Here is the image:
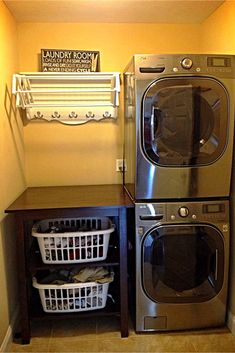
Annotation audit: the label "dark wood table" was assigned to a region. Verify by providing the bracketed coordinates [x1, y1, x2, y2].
[5, 184, 133, 344]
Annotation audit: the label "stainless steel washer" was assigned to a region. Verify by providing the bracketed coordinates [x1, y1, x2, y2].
[124, 54, 235, 200]
[134, 200, 229, 331]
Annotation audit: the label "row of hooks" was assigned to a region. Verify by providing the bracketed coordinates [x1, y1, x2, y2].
[33, 111, 113, 120]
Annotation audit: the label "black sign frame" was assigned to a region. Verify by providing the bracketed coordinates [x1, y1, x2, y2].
[41, 49, 100, 72]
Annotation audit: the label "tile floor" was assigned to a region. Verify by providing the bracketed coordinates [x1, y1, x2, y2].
[8, 316, 235, 352]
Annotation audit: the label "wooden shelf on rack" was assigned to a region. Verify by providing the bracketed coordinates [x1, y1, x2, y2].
[29, 246, 120, 273]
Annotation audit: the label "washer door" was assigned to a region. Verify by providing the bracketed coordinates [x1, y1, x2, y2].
[142, 224, 224, 303]
[142, 77, 228, 166]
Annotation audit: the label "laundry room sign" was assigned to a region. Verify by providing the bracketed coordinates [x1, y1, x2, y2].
[41, 49, 100, 72]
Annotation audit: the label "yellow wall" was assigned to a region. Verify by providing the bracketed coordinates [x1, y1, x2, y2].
[17, 22, 200, 186]
[0, 0, 25, 348]
[200, 1, 235, 54]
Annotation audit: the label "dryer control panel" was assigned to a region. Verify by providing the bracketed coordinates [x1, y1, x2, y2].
[133, 54, 235, 79]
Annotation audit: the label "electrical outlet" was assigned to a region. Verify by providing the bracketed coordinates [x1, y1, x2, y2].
[116, 159, 127, 172]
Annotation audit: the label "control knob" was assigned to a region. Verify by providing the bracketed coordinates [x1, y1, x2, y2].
[181, 57, 193, 69]
[178, 206, 189, 217]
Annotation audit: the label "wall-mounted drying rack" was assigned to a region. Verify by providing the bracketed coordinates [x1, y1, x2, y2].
[12, 72, 120, 125]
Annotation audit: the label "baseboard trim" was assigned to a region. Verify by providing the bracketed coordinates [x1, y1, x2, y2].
[0, 306, 19, 353]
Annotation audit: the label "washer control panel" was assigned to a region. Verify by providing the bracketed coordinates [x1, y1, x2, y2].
[136, 200, 229, 225]
[167, 201, 228, 222]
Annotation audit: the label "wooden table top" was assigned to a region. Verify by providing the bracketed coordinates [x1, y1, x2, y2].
[5, 184, 133, 213]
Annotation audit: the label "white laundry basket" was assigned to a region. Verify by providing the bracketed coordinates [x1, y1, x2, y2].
[32, 217, 115, 264]
[32, 277, 110, 313]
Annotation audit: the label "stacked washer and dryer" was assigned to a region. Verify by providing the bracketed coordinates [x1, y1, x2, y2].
[123, 54, 235, 332]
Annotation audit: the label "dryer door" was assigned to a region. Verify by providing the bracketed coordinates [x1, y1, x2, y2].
[142, 77, 228, 166]
[142, 224, 224, 303]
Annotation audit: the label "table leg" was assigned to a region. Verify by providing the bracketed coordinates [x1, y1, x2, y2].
[118, 207, 129, 337]
[15, 214, 31, 344]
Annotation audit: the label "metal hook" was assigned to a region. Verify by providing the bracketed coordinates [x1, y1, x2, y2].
[103, 111, 112, 118]
[69, 112, 78, 118]
[51, 111, 61, 119]
[34, 111, 43, 119]
[86, 111, 95, 119]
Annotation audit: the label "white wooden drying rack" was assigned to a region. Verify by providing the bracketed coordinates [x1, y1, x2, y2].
[12, 72, 120, 125]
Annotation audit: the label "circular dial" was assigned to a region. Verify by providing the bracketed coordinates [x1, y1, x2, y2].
[178, 206, 189, 217]
[181, 57, 193, 69]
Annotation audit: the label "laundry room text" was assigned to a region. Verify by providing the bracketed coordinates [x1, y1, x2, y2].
[41, 49, 100, 72]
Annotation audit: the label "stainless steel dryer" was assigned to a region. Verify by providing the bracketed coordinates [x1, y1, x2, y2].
[134, 200, 229, 331]
[123, 54, 235, 200]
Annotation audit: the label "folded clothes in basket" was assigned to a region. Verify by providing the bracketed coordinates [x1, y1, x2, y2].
[72, 266, 114, 284]
[37, 267, 114, 285]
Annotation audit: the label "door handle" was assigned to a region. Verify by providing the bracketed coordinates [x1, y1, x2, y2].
[150, 107, 155, 143]
[150, 107, 160, 143]
[215, 249, 218, 281]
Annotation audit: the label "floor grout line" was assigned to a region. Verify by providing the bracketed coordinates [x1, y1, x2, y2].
[47, 322, 54, 353]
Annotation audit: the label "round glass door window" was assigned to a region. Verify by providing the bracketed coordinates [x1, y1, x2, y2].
[142, 224, 224, 303]
[142, 77, 229, 166]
